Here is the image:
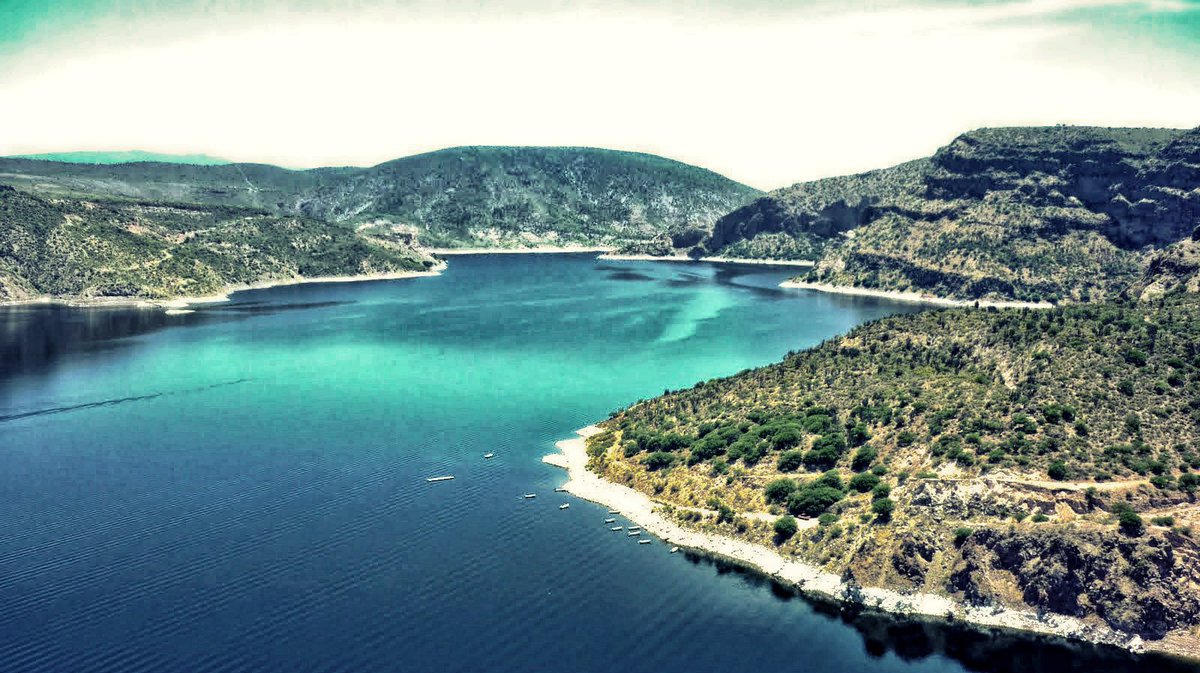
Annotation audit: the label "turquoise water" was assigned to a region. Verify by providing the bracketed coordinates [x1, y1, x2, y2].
[0, 254, 1190, 673]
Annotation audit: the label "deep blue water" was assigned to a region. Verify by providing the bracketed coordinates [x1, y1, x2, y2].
[0, 254, 1192, 673]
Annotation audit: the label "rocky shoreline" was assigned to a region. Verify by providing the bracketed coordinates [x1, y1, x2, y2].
[543, 426, 1162, 657]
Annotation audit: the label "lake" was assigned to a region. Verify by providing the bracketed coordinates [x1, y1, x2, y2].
[0, 253, 1191, 673]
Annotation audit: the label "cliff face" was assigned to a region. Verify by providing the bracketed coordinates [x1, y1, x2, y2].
[698, 126, 1199, 302]
[0, 147, 760, 249]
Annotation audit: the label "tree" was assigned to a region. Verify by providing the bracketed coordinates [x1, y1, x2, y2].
[851, 446, 878, 472]
[773, 515, 798, 543]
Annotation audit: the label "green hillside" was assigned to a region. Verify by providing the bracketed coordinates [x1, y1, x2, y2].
[0, 147, 761, 249]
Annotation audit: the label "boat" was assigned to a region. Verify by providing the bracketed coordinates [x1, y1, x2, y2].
[426, 476, 455, 483]
[670, 547, 680, 553]
[627, 526, 641, 532]
[627, 531, 640, 537]
[559, 503, 570, 510]
[610, 526, 623, 531]
[638, 539, 652, 545]
[607, 510, 619, 514]
[523, 493, 537, 499]
[554, 487, 567, 492]
[603, 518, 615, 524]
[483, 453, 495, 459]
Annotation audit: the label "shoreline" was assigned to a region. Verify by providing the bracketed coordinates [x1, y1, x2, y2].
[0, 263, 447, 311]
[543, 425, 1151, 656]
[599, 253, 816, 267]
[429, 245, 614, 255]
[779, 280, 1055, 309]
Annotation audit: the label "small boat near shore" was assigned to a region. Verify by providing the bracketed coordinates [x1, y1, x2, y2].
[559, 503, 570, 510]
[554, 487, 567, 492]
[627, 526, 641, 532]
[638, 539, 651, 544]
[670, 547, 679, 553]
[483, 453, 495, 459]
[607, 510, 619, 514]
[603, 518, 615, 524]
[523, 493, 537, 499]
[627, 531, 640, 537]
[426, 476, 455, 483]
[610, 526, 623, 531]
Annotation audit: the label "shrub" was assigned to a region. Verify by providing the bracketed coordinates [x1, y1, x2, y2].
[787, 485, 844, 517]
[1032, 513, 1050, 523]
[764, 478, 798, 504]
[953, 527, 973, 546]
[773, 515, 798, 543]
[871, 482, 892, 500]
[1151, 516, 1176, 527]
[817, 512, 838, 526]
[897, 430, 917, 446]
[776, 450, 805, 472]
[643, 452, 677, 471]
[1113, 503, 1145, 537]
[851, 446, 878, 471]
[849, 472, 881, 493]
[871, 498, 895, 521]
[1047, 460, 1069, 481]
[848, 423, 871, 447]
[816, 470, 844, 491]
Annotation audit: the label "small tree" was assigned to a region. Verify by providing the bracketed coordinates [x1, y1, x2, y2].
[1113, 502, 1144, 537]
[1047, 460, 1069, 481]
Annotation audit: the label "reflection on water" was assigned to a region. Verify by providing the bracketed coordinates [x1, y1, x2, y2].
[680, 552, 1197, 673]
[0, 300, 351, 382]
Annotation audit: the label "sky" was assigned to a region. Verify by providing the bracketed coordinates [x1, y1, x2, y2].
[0, 0, 1198, 189]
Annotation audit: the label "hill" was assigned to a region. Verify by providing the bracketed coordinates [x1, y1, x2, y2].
[0, 186, 434, 302]
[7, 151, 231, 166]
[653, 126, 1199, 303]
[584, 279, 1200, 648]
[0, 147, 760, 249]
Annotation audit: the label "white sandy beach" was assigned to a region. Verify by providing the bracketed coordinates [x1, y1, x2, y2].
[0, 263, 447, 310]
[779, 280, 1055, 309]
[599, 253, 816, 267]
[544, 426, 1146, 653]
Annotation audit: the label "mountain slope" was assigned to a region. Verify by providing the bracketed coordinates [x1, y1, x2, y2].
[679, 126, 1199, 303]
[0, 147, 761, 248]
[587, 280, 1200, 646]
[0, 186, 434, 302]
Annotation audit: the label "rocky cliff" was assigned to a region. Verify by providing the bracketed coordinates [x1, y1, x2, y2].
[694, 126, 1199, 302]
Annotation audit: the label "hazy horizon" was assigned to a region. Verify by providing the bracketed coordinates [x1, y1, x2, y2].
[2, 0, 1198, 190]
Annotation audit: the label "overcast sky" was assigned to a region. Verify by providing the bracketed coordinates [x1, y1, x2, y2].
[1, 0, 1197, 189]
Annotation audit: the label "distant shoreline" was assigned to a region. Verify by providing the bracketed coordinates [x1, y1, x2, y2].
[599, 253, 816, 267]
[779, 280, 1055, 309]
[544, 426, 1151, 656]
[429, 245, 615, 255]
[0, 263, 447, 311]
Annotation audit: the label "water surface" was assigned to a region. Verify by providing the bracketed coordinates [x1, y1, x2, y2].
[0, 254, 1191, 673]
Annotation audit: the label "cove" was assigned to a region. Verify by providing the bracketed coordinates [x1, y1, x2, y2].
[0, 253, 1191, 673]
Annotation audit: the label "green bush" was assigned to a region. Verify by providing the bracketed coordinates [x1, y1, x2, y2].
[871, 498, 895, 521]
[787, 485, 844, 517]
[776, 450, 805, 472]
[849, 472, 880, 493]
[1047, 460, 1069, 481]
[953, 527, 973, 546]
[1151, 515, 1176, 527]
[773, 515, 798, 542]
[764, 478, 798, 504]
[1113, 503, 1145, 536]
